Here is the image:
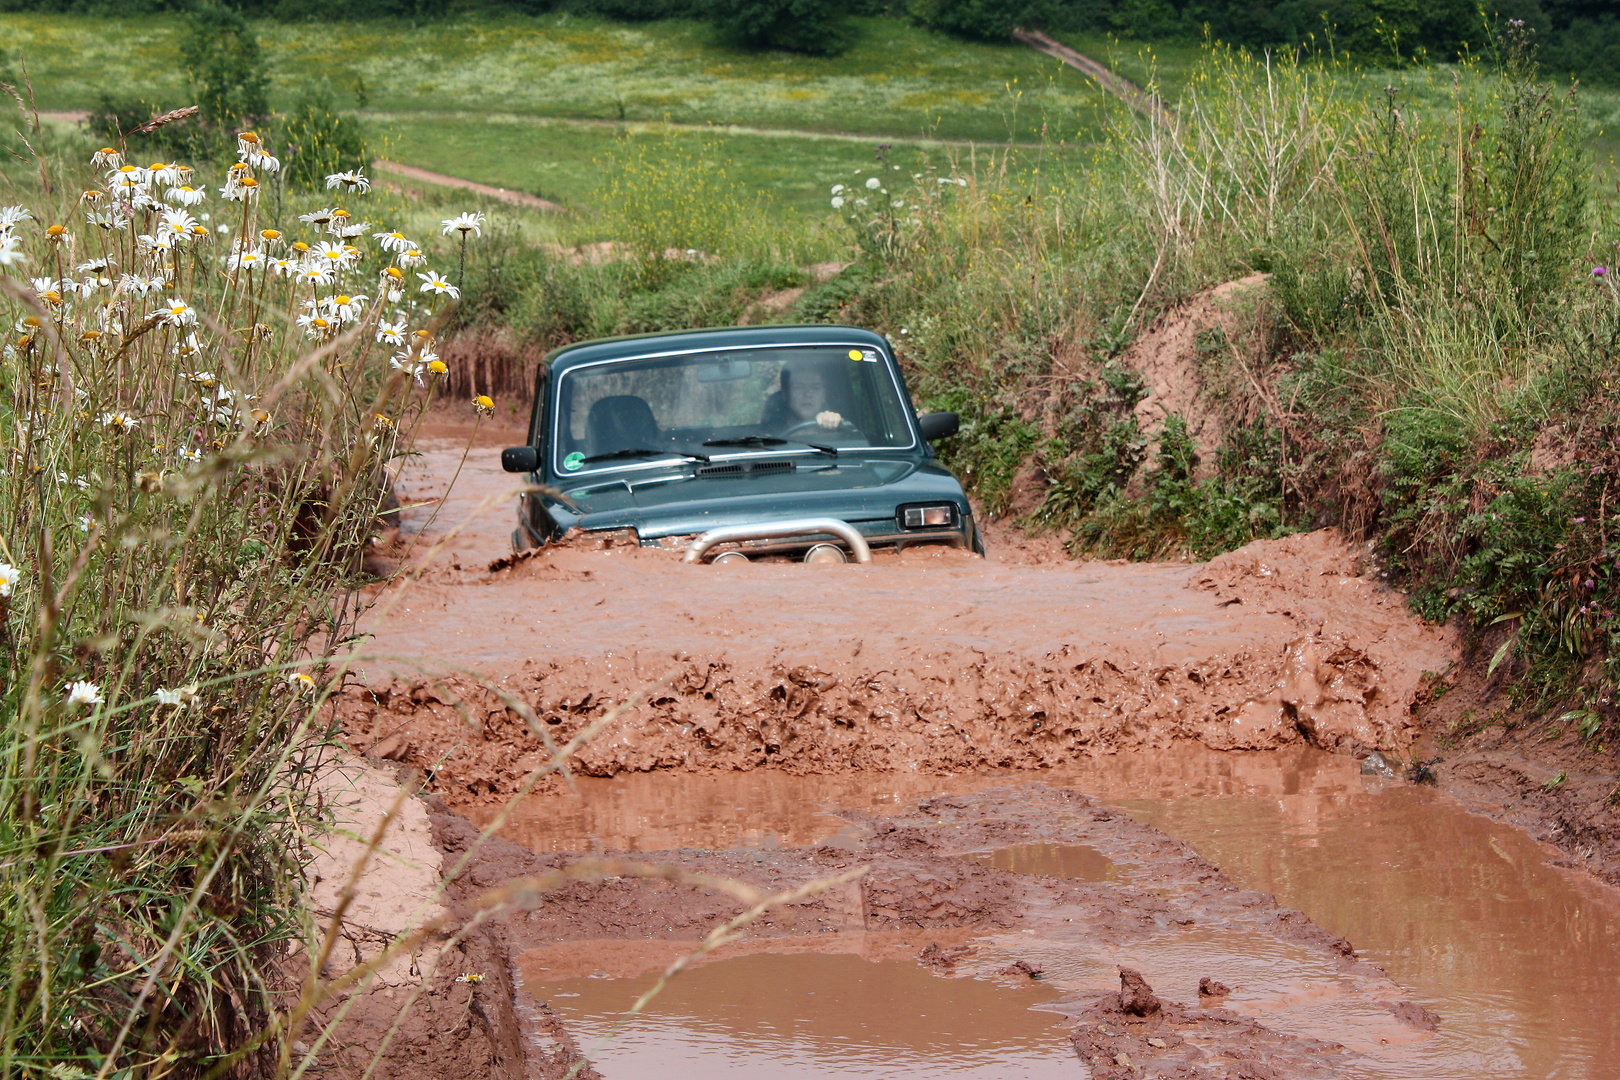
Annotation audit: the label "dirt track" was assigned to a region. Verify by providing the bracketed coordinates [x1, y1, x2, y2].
[307, 421, 1615, 1079]
[341, 431, 1453, 804]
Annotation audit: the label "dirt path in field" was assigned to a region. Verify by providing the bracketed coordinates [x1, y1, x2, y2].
[371, 159, 567, 212]
[1010, 28, 1173, 123]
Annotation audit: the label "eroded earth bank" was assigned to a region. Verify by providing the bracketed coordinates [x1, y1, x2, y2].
[305, 424, 1620, 1079]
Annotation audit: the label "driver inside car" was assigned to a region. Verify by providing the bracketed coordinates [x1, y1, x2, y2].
[761, 359, 846, 435]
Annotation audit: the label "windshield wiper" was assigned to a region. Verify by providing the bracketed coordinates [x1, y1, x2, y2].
[702, 436, 786, 448]
[703, 435, 837, 456]
[580, 447, 710, 464]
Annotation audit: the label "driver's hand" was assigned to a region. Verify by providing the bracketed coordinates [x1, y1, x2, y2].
[816, 410, 842, 430]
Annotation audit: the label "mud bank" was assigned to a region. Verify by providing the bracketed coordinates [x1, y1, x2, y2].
[344, 514, 1452, 803]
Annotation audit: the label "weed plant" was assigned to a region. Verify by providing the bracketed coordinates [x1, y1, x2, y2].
[0, 111, 477, 1075]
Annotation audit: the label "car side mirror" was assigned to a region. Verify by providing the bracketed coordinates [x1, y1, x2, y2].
[917, 412, 959, 442]
[501, 446, 539, 473]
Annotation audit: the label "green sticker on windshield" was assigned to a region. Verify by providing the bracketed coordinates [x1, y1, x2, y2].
[563, 451, 585, 471]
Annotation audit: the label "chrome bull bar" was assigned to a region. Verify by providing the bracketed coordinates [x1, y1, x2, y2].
[682, 518, 874, 564]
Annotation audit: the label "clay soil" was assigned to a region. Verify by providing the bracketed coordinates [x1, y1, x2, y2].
[302, 418, 1616, 1079]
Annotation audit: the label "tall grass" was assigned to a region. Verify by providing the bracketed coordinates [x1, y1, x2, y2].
[0, 114, 463, 1076]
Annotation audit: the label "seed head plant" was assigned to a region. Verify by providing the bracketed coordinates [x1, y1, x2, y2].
[0, 114, 473, 1077]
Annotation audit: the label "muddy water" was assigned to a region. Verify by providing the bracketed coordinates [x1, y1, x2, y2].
[546, 952, 1075, 1079]
[1121, 776, 1620, 1079]
[495, 744, 1620, 1079]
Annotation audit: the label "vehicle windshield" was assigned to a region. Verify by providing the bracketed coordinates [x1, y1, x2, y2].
[553, 345, 915, 474]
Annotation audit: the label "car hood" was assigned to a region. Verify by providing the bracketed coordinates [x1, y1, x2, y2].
[552, 458, 965, 539]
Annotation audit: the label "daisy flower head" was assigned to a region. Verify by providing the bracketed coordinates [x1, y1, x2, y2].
[44, 224, 68, 246]
[297, 264, 335, 288]
[177, 446, 204, 466]
[154, 685, 197, 707]
[272, 257, 298, 278]
[91, 147, 122, 168]
[326, 169, 371, 194]
[474, 394, 495, 415]
[417, 272, 460, 298]
[321, 293, 368, 322]
[441, 211, 485, 238]
[0, 235, 25, 269]
[288, 672, 317, 693]
[0, 205, 33, 234]
[374, 229, 413, 253]
[376, 318, 407, 346]
[148, 162, 183, 187]
[220, 176, 259, 202]
[237, 131, 262, 154]
[101, 410, 138, 433]
[427, 358, 448, 376]
[160, 208, 198, 239]
[299, 208, 336, 228]
[66, 680, 103, 708]
[228, 247, 266, 273]
[162, 299, 197, 326]
[0, 562, 19, 598]
[297, 311, 335, 339]
[389, 353, 426, 384]
[312, 240, 358, 270]
[76, 257, 113, 275]
[333, 218, 370, 239]
[398, 247, 426, 269]
[165, 185, 206, 207]
[86, 208, 129, 232]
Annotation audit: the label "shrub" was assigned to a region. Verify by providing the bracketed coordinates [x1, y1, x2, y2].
[703, 0, 857, 55]
[277, 80, 368, 192]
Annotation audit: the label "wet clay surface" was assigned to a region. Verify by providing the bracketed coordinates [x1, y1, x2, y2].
[345, 428, 1453, 803]
[331, 422, 1617, 1080]
[455, 744, 1620, 1078]
[428, 776, 1453, 1079]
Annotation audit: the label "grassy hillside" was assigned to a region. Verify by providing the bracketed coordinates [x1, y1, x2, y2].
[1, 13, 1110, 141]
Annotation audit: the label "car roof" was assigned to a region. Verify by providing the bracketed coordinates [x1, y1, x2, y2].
[542, 325, 890, 374]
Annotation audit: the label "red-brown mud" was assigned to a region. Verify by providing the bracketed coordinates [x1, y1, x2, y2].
[426, 781, 1439, 1076]
[342, 432, 1453, 802]
[312, 423, 1617, 1080]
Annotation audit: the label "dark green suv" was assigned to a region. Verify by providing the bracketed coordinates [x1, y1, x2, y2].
[500, 325, 981, 563]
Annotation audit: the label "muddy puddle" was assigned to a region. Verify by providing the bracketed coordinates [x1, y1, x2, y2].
[484, 743, 1620, 1079]
[543, 951, 1074, 1079]
[361, 425, 1617, 1080]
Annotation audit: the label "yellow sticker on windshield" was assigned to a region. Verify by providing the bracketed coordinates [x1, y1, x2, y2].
[848, 349, 862, 361]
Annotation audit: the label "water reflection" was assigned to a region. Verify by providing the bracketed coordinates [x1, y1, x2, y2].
[546, 952, 1074, 1080]
[1120, 782, 1620, 1079]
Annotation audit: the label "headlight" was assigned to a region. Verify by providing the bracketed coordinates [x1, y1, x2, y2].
[899, 503, 956, 529]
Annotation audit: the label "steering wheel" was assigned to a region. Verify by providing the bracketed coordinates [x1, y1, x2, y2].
[783, 418, 862, 439]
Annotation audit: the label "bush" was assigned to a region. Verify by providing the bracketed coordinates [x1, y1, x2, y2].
[181, 2, 270, 133]
[277, 80, 368, 191]
[703, 0, 857, 54]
